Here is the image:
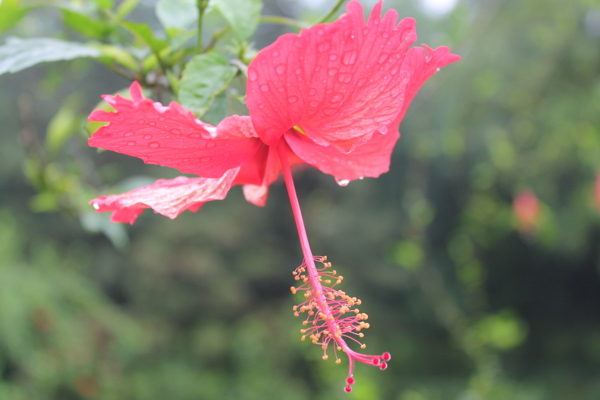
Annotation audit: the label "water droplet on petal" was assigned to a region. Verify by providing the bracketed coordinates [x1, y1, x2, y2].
[309, 88, 317, 95]
[137, 119, 145, 124]
[189, 133, 201, 139]
[275, 65, 286, 75]
[338, 73, 353, 83]
[342, 51, 357, 65]
[317, 42, 331, 52]
[357, 78, 367, 87]
[143, 134, 152, 139]
[148, 121, 156, 126]
[272, 50, 279, 57]
[248, 69, 258, 81]
[183, 158, 190, 162]
[200, 157, 212, 162]
[378, 53, 390, 64]
[206, 142, 216, 148]
[295, 68, 302, 75]
[149, 142, 159, 148]
[359, 176, 364, 180]
[336, 179, 350, 187]
[330, 93, 344, 103]
[328, 68, 338, 77]
[127, 141, 136, 146]
[260, 84, 270, 92]
[323, 108, 338, 116]
[378, 126, 388, 135]
[309, 100, 319, 107]
[171, 129, 181, 135]
[288, 96, 298, 103]
[436, 68, 441, 72]
[158, 116, 165, 121]
[124, 132, 134, 137]
[329, 54, 338, 61]
[92, 203, 100, 210]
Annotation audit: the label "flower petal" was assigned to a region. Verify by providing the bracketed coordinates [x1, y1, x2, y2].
[90, 168, 239, 224]
[247, 1, 422, 153]
[285, 128, 399, 182]
[393, 44, 461, 125]
[89, 82, 260, 178]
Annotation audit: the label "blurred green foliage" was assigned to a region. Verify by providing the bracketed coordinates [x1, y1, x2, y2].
[1, 0, 600, 399]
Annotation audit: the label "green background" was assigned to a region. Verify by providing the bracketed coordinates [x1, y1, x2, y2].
[1, 0, 599, 399]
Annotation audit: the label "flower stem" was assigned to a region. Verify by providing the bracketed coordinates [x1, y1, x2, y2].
[196, 0, 209, 54]
[315, 0, 346, 25]
[276, 141, 350, 351]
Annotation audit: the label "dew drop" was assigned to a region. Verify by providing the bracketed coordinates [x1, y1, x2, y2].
[295, 68, 302, 75]
[338, 73, 353, 83]
[260, 84, 270, 92]
[317, 42, 331, 52]
[278, 87, 285, 93]
[206, 142, 216, 148]
[92, 203, 100, 210]
[137, 119, 145, 124]
[288, 96, 298, 103]
[143, 134, 152, 139]
[171, 129, 181, 135]
[158, 116, 165, 121]
[436, 68, 441, 72]
[183, 158, 190, 162]
[148, 121, 156, 126]
[275, 65, 286, 75]
[391, 66, 399, 75]
[323, 108, 338, 116]
[272, 50, 279, 57]
[127, 141, 136, 146]
[309, 88, 317, 95]
[357, 78, 367, 87]
[124, 132, 135, 137]
[248, 69, 258, 81]
[330, 93, 344, 103]
[189, 133, 201, 139]
[149, 142, 160, 148]
[309, 100, 319, 107]
[336, 179, 350, 187]
[329, 54, 338, 61]
[342, 51, 357, 65]
[200, 157, 212, 162]
[378, 53, 389, 64]
[328, 68, 338, 77]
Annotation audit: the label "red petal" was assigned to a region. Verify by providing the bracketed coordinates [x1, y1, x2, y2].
[393, 44, 461, 126]
[285, 129, 400, 182]
[241, 141, 304, 207]
[90, 168, 239, 224]
[88, 82, 260, 178]
[247, 1, 422, 153]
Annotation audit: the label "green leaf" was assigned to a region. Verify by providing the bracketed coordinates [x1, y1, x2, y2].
[115, 0, 139, 18]
[93, 0, 113, 9]
[156, 0, 197, 30]
[179, 52, 236, 116]
[215, 0, 262, 41]
[46, 94, 83, 154]
[62, 9, 110, 40]
[121, 21, 169, 53]
[0, 0, 30, 35]
[96, 44, 138, 71]
[0, 37, 102, 76]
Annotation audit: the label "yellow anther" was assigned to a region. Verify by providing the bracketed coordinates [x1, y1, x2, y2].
[322, 345, 327, 350]
[302, 321, 308, 326]
[359, 333, 364, 338]
[322, 355, 328, 360]
[294, 276, 300, 281]
[361, 344, 366, 349]
[301, 336, 306, 341]
[332, 270, 337, 275]
[290, 287, 297, 294]
[293, 125, 309, 136]
[308, 311, 314, 316]
[294, 312, 299, 317]
[300, 329, 306, 334]
[336, 359, 341, 364]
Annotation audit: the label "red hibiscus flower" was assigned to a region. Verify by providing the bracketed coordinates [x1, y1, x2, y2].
[88, 1, 459, 391]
